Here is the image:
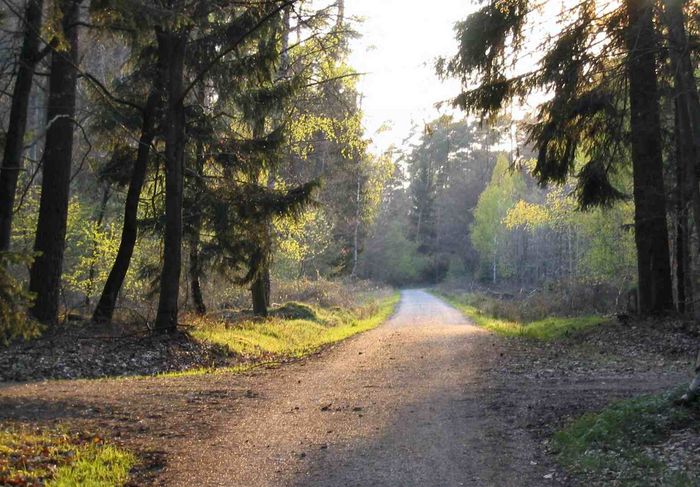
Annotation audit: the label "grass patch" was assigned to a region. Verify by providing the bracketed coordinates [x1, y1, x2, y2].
[190, 292, 400, 361]
[553, 389, 700, 486]
[435, 291, 604, 340]
[0, 427, 135, 486]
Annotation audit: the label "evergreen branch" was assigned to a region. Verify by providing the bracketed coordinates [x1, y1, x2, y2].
[180, 0, 300, 103]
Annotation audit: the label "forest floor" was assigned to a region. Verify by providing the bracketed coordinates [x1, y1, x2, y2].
[0, 289, 697, 485]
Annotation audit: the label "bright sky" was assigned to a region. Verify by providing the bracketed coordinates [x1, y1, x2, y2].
[345, 1, 475, 154]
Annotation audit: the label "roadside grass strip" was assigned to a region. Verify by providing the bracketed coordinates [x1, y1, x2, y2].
[191, 292, 400, 362]
[436, 291, 603, 340]
[0, 427, 135, 486]
[553, 389, 700, 486]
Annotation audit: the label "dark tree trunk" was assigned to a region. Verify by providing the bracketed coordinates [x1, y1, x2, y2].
[624, 0, 674, 314]
[0, 0, 44, 251]
[251, 268, 269, 317]
[663, 0, 700, 400]
[28, 0, 80, 324]
[663, 0, 700, 166]
[189, 234, 206, 315]
[676, 180, 692, 314]
[154, 28, 187, 333]
[250, 116, 271, 317]
[92, 90, 160, 323]
[189, 140, 206, 316]
[664, 0, 700, 316]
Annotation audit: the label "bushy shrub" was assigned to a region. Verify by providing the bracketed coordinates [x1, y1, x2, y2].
[0, 252, 41, 344]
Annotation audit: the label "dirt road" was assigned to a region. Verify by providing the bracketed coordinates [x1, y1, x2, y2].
[2, 290, 684, 486]
[164, 290, 551, 486]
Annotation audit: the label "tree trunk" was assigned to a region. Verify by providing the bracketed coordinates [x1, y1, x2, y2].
[675, 158, 689, 314]
[663, 0, 700, 166]
[664, 0, 700, 317]
[189, 235, 206, 315]
[624, 0, 674, 314]
[674, 97, 695, 314]
[249, 115, 272, 317]
[92, 89, 160, 323]
[351, 168, 361, 277]
[28, 0, 80, 324]
[663, 0, 700, 397]
[189, 141, 206, 316]
[154, 28, 187, 333]
[0, 0, 44, 251]
[251, 267, 270, 317]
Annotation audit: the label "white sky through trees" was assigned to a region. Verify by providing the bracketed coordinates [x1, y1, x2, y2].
[345, 0, 474, 153]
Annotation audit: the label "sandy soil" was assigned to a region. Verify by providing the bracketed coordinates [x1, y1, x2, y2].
[0, 290, 688, 486]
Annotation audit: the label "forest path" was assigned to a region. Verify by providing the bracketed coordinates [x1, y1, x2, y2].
[1, 290, 685, 485]
[164, 289, 551, 486]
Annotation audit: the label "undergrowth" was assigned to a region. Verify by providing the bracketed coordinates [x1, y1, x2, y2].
[553, 389, 700, 486]
[0, 427, 135, 486]
[189, 292, 399, 362]
[436, 291, 604, 340]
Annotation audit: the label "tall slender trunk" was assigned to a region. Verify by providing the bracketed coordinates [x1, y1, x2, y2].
[624, 0, 674, 314]
[154, 28, 188, 333]
[189, 232, 206, 315]
[663, 0, 700, 401]
[189, 140, 206, 316]
[674, 96, 695, 314]
[0, 0, 44, 251]
[674, 134, 690, 314]
[664, 0, 700, 315]
[92, 89, 160, 323]
[351, 168, 361, 277]
[663, 0, 700, 165]
[492, 235, 497, 284]
[250, 129, 271, 317]
[28, 0, 80, 324]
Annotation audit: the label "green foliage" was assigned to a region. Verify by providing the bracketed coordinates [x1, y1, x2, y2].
[359, 219, 435, 285]
[0, 427, 135, 486]
[470, 154, 524, 281]
[553, 389, 700, 486]
[273, 207, 333, 279]
[503, 184, 636, 289]
[0, 252, 40, 345]
[63, 197, 120, 300]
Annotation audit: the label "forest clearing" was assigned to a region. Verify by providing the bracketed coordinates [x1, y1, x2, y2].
[0, 0, 699, 485]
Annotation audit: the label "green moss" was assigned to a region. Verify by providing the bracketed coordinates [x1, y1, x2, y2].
[435, 291, 604, 340]
[553, 389, 700, 486]
[0, 428, 135, 486]
[191, 293, 400, 361]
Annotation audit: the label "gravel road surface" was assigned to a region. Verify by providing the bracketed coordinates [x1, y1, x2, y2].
[164, 290, 549, 486]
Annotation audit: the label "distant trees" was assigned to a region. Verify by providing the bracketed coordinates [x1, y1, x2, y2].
[471, 155, 524, 284]
[440, 0, 699, 315]
[359, 117, 498, 284]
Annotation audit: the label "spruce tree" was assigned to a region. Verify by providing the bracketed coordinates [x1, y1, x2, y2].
[441, 0, 678, 314]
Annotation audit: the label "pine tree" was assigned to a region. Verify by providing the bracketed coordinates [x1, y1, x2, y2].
[441, 0, 677, 314]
